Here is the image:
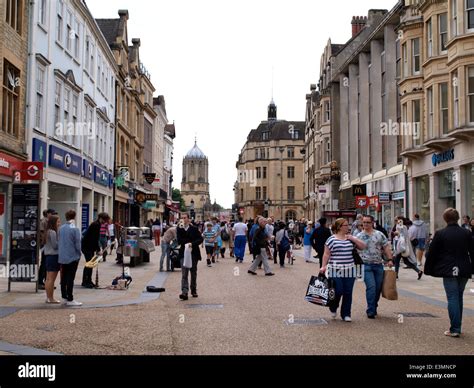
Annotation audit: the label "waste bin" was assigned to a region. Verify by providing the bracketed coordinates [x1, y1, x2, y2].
[138, 227, 155, 263]
[122, 227, 140, 258]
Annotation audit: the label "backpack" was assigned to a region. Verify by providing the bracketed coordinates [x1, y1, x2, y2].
[221, 228, 230, 241]
[280, 232, 290, 251]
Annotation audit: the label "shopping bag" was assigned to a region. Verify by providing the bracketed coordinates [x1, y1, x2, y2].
[183, 244, 192, 269]
[382, 268, 398, 300]
[305, 274, 330, 306]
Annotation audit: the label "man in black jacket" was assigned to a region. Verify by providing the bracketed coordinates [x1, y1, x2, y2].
[81, 212, 109, 288]
[425, 208, 474, 338]
[177, 213, 203, 300]
[311, 218, 332, 267]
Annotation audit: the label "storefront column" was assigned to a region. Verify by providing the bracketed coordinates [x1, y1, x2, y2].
[455, 166, 467, 218]
[429, 173, 437, 234]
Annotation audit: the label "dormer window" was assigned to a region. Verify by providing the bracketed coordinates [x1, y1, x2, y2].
[262, 131, 270, 141]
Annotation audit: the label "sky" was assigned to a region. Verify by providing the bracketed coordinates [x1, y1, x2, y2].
[88, 0, 397, 208]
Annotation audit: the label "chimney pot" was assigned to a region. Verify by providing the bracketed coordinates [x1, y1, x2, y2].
[118, 9, 129, 20]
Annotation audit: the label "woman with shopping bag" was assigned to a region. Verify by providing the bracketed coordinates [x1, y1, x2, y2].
[320, 218, 366, 322]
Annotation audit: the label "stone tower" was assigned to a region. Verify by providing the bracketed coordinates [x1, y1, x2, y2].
[181, 140, 210, 220]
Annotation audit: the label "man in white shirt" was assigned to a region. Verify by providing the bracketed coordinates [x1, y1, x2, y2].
[232, 217, 248, 263]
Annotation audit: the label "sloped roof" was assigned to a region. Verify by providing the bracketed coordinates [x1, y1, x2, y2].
[185, 142, 206, 159]
[247, 120, 305, 142]
[95, 19, 120, 45]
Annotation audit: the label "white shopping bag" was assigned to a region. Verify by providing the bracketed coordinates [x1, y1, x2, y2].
[183, 244, 192, 268]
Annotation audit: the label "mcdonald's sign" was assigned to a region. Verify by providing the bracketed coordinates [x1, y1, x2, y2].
[352, 185, 367, 196]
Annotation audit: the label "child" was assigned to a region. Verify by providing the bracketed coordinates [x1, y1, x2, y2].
[202, 223, 216, 267]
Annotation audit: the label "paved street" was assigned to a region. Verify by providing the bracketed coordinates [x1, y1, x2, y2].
[0, 247, 472, 355]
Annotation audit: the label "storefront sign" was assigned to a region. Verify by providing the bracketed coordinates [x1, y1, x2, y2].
[18, 162, 43, 182]
[432, 149, 454, 167]
[94, 166, 109, 187]
[32, 138, 47, 164]
[356, 196, 368, 209]
[115, 175, 125, 188]
[49, 145, 81, 175]
[323, 211, 357, 218]
[81, 204, 89, 234]
[82, 160, 93, 180]
[378, 192, 391, 204]
[368, 196, 379, 207]
[0, 152, 23, 177]
[9, 184, 40, 284]
[135, 193, 158, 203]
[391, 191, 405, 201]
[352, 185, 367, 196]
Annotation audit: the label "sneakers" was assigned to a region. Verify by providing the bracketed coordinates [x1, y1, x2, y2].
[66, 300, 83, 306]
[444, 331, 460, 338]
[343, 316, 352, 322]
[179, 293, 188, 301]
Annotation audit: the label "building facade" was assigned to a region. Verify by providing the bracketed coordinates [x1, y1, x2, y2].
[399, 0, 474, 233]
[25, 0, 116, 229]
[0, 0, 29, 263]
[236, 102, 305, 222]
[181, 141, 210, 221]
[330, 6, 406, 230]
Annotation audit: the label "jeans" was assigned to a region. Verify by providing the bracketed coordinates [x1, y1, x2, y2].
[61, 260, 79, 301]
[181, 258, 198, 294]
[160, 242, 170, 271]
[364, 263, 384, 316]
[328, 276, 356, 319]
[443, 277, 469, 334]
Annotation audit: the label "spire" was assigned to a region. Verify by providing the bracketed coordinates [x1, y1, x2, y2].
[268, 66, 277, 121]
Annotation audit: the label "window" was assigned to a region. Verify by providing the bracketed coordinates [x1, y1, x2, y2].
[396, 39, 401, 79]
[452, 0, 458, 37]
[89, 42, 95, 76]
[427, 87, 434, 138]
[2, 61, 20, 136]
[74, 20, 80, 59]
[439, 13, 448, 53]
[72, 94, 79, 146]
[262, 186, 267, 200]
[97, 56, 101, 90]
[291, 129, 300, 140]
[256, 187, 261, 200]
[125, 141, 130, 173]
[402, 103, 408, 149]
[6, 0, 22, 33]
[412, 38, 420, 74]
[402, 43, 408, 77]
[325, 140, 331, 164]
[66, 10, 72, 51]
[54, 80, 61, 136]
[427, 19, 433, 58]
[56, 0, 63, 44]
[287, 147, 294, 159]
[440, 83, 448, 134]
[287, 186, 295, 201]
[468, 67, 474, 123]
[468, 0, 474, 30]
[287, 166, 295, 179]
[35, 65, 45, 131]
[453, 71, 459, 128]
[256, 167, 261, 179]
[413, 99, 421, 146]
[38, 0, 47, 25]
[262, 131, 270, 141]
[85, 36, 90, 71]
[64, 87, 71, 143]
[324, 101, 330, 122]
[240, 189, 244, 202]
[263, 167, 267, 179]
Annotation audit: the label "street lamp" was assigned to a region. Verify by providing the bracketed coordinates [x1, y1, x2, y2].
[279, 147, 285, 221]
[190, 199, 195, 221]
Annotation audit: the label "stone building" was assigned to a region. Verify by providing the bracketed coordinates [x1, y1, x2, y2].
[235, 102, 305, 222]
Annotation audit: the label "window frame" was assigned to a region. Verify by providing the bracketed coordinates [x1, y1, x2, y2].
[34, 64, 46, 132]
[468, 67, 474, 124]
[439, 82, 449, 134]
[427, 86, 434, 139]
[467, 0, 474, 32]
[56, 0, 64, 46]
[439, 13, 448, 54]
[2, 60, 21, 137]
[412, 38, 421, 75]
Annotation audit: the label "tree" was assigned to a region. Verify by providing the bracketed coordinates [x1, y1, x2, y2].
[172, 188, 187, 212]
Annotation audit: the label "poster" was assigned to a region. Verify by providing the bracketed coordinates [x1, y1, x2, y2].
[9, 184, 40, 283]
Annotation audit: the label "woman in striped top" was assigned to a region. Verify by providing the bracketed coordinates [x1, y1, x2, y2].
[320, 218, 366, 322]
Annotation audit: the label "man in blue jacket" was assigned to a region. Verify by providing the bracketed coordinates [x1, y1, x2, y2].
[58, 210, 83, 306]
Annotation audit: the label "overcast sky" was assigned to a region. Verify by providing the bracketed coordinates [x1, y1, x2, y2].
[88, 0, 396, 208]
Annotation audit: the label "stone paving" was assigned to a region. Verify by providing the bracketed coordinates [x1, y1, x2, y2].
[0, 245, 472, 355]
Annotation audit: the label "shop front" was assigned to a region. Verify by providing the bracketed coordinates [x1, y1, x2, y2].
[409, 141, 474, 233]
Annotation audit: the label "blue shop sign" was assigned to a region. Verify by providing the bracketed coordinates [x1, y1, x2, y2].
[432, 149, 454, 167]
[49, 145, 81, 175]
[94, 166, 109, 187]
[82, 160, 93, 180]
[32, 138, 47, 164]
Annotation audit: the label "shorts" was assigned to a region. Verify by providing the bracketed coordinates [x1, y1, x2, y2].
[415, 238, 426, 250]
[205, 246, 214, 255]
[45, 255, 60, 272]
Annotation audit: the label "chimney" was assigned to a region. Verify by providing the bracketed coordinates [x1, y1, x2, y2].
[132, 38, 141, 47]
[118, 9, 129, 21]
[351, 16, 368, 37]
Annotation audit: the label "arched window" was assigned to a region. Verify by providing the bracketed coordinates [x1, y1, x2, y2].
[286, 210, 297, 223]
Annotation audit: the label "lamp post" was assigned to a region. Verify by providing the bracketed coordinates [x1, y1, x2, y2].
[190, 199, 195, 221]
[279, 147, 285, 221]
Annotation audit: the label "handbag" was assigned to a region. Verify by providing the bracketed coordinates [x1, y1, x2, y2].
[352, 243, 364, 266]
[305, 274, 331, 306]
[183, 244, 192, 268]
[382, 269, 398, 300]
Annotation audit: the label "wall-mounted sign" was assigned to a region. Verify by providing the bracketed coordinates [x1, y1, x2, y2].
[118, 166, 129, 180]
[352, 185, 367, 196]
[391, 191, 405, 201]
[378, 192, 391, 204]
[356, 196, 368, 209]
[94, 166, 109, 187]
[432, 149, 454, 167]
[135, 193, 158, 203]
[143, 173, 156, 185]
[82, 160, 93, 180]
[49, 145, 81, 175]
[32, 138, 47, 164]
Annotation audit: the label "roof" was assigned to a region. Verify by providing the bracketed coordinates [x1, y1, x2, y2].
[95, 19, 120, 46]
[185, 142, 206, 159]
[164, 123, 175, 139]
[246, 120, 305, 142]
